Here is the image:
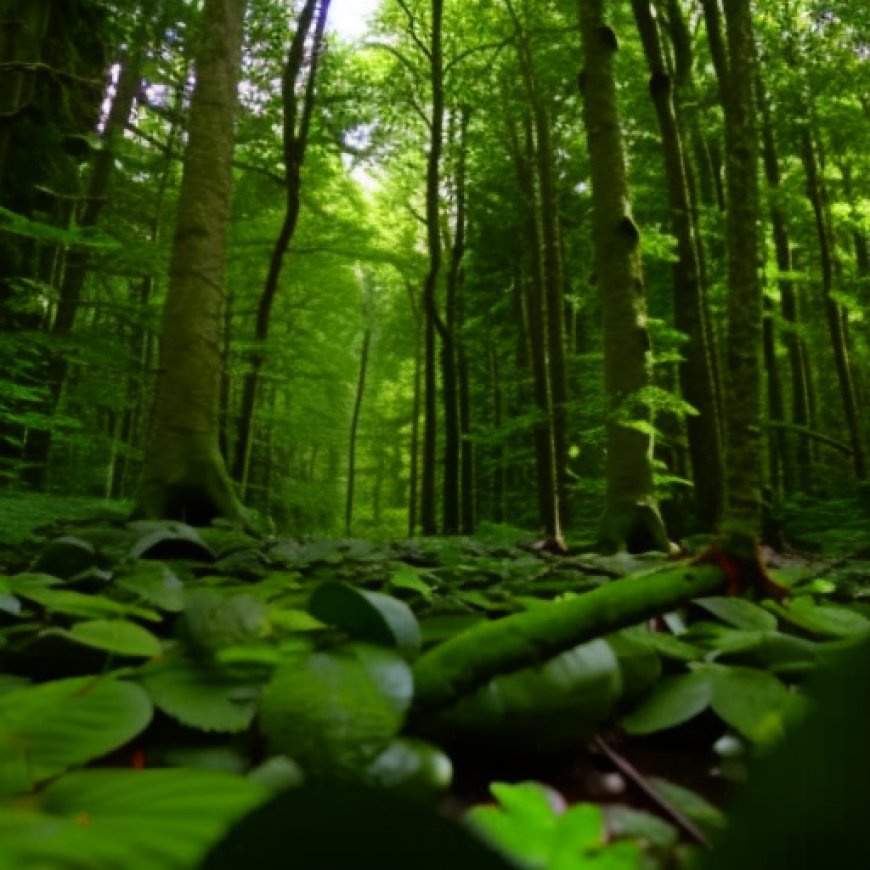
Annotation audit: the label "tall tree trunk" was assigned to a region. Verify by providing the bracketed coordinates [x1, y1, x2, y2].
[407, 281, 423, 536]
[420, 0, 445, 536]
[800, 127, 867, 480]
[507, 0, 570, 529]
[632, 0, 724, 531]
[232, 0, 330, 490]
[579, 0, 669, 554]
[443, 108, 470, 534]
[345, 328, 372, 536]
[133, 0, 248, 524]
[756, 73, 810, 493]
[511, 114, 563, 547]
[720, 0, 763, 542]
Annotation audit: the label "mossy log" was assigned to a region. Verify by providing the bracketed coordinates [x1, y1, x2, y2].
[411, 561, 725, 720]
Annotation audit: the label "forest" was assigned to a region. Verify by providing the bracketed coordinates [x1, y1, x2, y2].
[1, 0, 869, 867]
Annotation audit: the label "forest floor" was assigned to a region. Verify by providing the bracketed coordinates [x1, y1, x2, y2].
[1, 492, 869, 868]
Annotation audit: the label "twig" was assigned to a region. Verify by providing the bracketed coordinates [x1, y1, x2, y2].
[593, 736, 711, 849]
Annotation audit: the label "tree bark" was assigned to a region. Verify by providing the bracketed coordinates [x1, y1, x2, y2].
[345, 328, 372, 536]
[579, 0, 669, 554]
[420, 0, 445, 536]
[232, 0, 330, 491]
[632, 0, 724, 531]
[757, 74, 811, 492]
[799, 127, 867, 480]
[133, 0, 248, 524]
[720, 0, 763, 541]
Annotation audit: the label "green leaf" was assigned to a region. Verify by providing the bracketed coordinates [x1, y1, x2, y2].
[31, 535, 96, 579]
[115, 561, 185, 612]
[14, 586, 160, 621]
[434, 639, 621, 752]
[467, 782, 563, 866]
[140, 646, 260, 733]
[694, 597, 778, 631]
[128, 521, 215, 562]
[621, 671, 713, 735]
[258, 643, 411, 776]
[647, 777, 727, 836]
[308, 581, 421, 655]
[0, 676, 152, 795]
[766, 597, 870, 639]
[0, 768, 266, 870]
[180, 589, 270, 652]
[700, 664, 802, 744]
[365, 738, 453, 798]
[605, 806, 678, 849]
[389, 563, 436, 598]
[44, 619, 162, 657]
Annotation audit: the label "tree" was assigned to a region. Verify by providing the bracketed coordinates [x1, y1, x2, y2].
[719, 0, 763, 546]
[134, 0, 248, 523]
[231, 0, 331, 492]
[578, 0, 670, 553]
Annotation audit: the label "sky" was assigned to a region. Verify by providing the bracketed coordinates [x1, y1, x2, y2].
[328, 0, 380, 40]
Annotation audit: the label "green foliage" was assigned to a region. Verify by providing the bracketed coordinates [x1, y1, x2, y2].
[258, 642, 412, 777]
[0, 676, 152, 796]
[467, 782, 646, 870]
[0, 769, 267, 870]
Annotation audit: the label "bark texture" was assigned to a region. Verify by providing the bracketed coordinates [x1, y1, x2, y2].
[134, 0, 247, 524]
[579, 0, 669, 553]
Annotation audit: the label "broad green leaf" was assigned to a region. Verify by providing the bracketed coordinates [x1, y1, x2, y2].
[0, 676, 152, 795]
[700, 664, 802, 743]
[14, 586, 160, 621]
[258, 643, 411, 776]
[308, 581, 421, 655]
[607, 631, 661, 700]
[140, 646, 260, 733]
[766, 597, 870, 639]
[434, 639, 621, 752]
[468, 783, 643, 869]
[180, 589, 270, 652]
[639, 631, 704, 661]
[44, 619, 162, 657]
[467, 782, 564, 866]
[605, 806, 678, 849]
[389, 563, 436, 598]
[31, 535, 96, 579]
[128, 521, 215, 561]
[694, 597, 778, 631]
[621, 671, 713, 735]
[115, 561, 185, 612]
[0, 768, 267, 870]
[647, 777, 727, 836]
[365, 738, 453, 798]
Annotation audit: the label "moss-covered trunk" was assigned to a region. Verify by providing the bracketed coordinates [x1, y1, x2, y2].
[578, 0, 669, 554]
[134, 0, 247, 524]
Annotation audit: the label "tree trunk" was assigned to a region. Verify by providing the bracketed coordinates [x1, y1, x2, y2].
[632, 0, 724, 531]
[232, 0, 330, 490]
[420, 0, 445, 536]
[720, 0, 763, 541]
[133, 0, 248, 524]
[757, 74, 811, 492]
[345, 328, 372, 537]
[578, 0, 669, 554]
[800, 128, 866, 480]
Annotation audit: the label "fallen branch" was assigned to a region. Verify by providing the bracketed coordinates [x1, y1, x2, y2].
[411, 561, 725, 719]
